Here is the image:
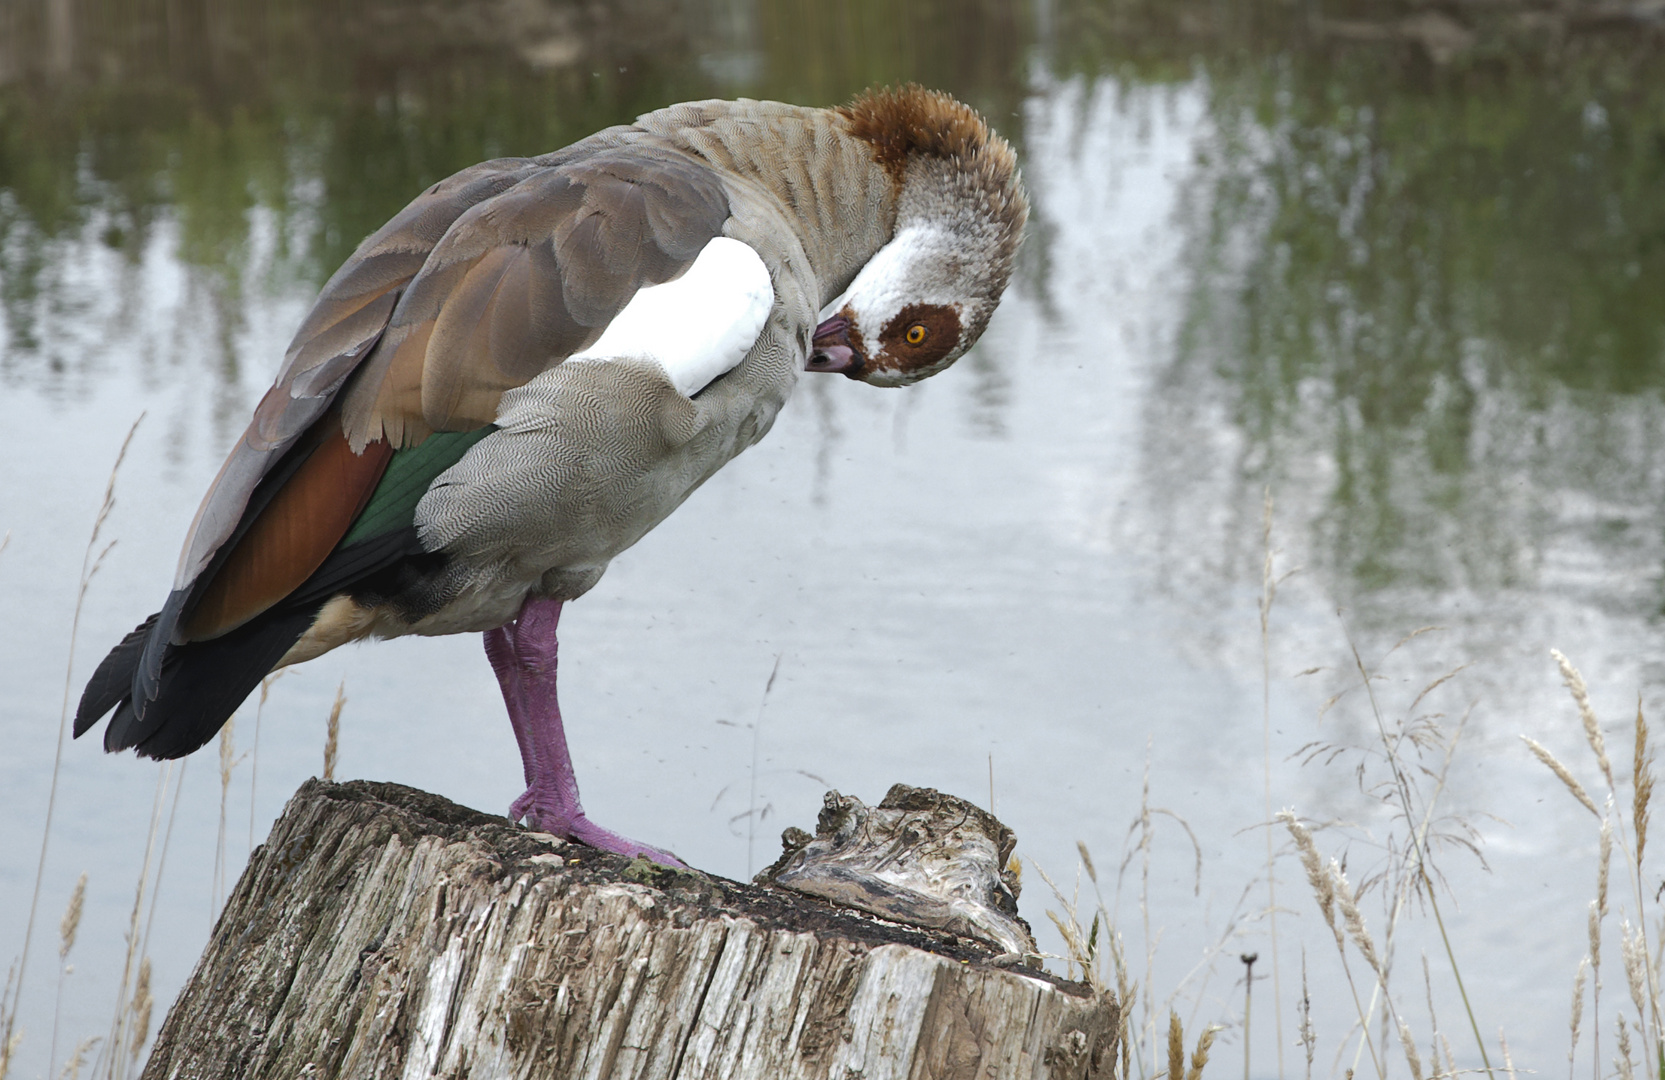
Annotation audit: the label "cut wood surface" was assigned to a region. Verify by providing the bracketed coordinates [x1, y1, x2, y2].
[144, 780, 1118, 1080]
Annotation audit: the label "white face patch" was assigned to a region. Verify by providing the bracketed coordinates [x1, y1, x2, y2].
[836, 223, 987, 385]
[842, 224, 961, 331]
[568, 236, 774, 398]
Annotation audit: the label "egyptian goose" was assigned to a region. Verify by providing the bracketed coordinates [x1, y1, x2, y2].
[74, 86, 1028, 864]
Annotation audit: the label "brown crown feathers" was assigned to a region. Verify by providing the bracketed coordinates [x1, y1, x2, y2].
[835, 83, 1028, 253]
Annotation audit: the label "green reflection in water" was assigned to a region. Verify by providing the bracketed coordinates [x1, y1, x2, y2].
[0, 0, 1030, 393]
[1019, 0, 1665, 608]
[1168, 36, 1665, 598]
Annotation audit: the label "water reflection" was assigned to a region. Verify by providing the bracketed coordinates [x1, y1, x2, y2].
[1144, 28, 1665, 677]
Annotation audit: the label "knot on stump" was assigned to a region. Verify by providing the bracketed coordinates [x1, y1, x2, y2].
[758, 783, 1036, 959]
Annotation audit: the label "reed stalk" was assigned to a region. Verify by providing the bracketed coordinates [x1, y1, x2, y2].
[95, 761, 170, 1080]
[1299, 952, 1316, 1080]
[49, 872, 87, 1076]
[138, 760, 187, 968]
[1572, 956, 1590, 1080]
[1346, 636, 1494, 1078]
[249, 673, 282, 856]
[7, 417, 143, 1057]
[1260, 488, 1289, 1080]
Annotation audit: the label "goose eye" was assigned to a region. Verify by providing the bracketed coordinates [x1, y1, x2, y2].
[905, 324, 928, 346]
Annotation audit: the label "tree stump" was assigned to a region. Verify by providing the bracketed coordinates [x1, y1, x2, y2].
[144, 779, 1118, 1080]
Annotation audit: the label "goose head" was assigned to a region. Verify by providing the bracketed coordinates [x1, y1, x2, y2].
[807, 86, 1029, 387]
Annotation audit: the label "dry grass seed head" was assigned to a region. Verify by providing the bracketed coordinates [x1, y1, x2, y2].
[1521, 737, 1601, 818]
[217, 719, 235, 789]
[1167, 1011, 1185, 1080]
[1045, 909, 1092, 984]
[1553, 649, 1614, 787]
[1186, 1024, 1221, 1080]
[1616, 1013, 1635, 1080]
[1634, 701, 1653, 867]
[1330, 860, 1385, 979]
[323, 680, 346, 781]
[128, 958, 152, 1063]
[1397, 1022, 1424, 1080]
[1278, 812, 1340, 945]
[1570, 955, 1590, 1057]
[1598, 818, 1613, 917]
[56, 1036, 97, 1080]
[1621, 920, 1647, 1020]
[0, 1030, 20, 1080]
[59, 872, 86, 959]
[1589, 901, 1603, 971]
[1439, 1033, 1457, 1080]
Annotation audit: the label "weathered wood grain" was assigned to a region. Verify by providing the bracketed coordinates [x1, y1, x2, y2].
[144, 780, 1117, 1080]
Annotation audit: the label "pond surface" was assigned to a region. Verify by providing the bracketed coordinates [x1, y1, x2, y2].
[3, 1, 1664, 1076]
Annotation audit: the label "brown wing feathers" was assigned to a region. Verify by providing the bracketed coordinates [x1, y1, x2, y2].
[76, 139, 737, 758]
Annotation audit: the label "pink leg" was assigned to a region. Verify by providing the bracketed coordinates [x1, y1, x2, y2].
[483, 596, 683, 866]
[484, 624, 536, 792]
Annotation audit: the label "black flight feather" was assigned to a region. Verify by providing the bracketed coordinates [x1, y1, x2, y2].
[78, 526, 431, 759]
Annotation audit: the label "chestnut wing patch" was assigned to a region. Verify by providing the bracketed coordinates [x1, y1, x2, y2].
[182, 423, 395, 641]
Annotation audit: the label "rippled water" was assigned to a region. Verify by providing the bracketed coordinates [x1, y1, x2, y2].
[3, 2, 1664, 1076]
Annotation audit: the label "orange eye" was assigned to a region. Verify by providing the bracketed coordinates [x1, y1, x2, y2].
[905, 324, 928, 346]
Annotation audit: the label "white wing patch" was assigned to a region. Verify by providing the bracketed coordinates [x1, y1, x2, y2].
[568, 236, 773, 397]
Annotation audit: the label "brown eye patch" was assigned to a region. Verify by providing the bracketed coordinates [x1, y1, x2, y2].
[878, 303, 961, 374]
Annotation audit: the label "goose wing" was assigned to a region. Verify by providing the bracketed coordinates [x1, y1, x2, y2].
[78, 140, 737, 755]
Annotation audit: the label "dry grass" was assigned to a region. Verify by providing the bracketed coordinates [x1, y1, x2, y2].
[1570, 956, 1589, 1079]
[1042, 624, 1526, 1080]
[0, 1024, 19, 1080]
[1526, 650, 1664, 1080]
[1188, 1022, 1221, 1080]
[1299, 954, 1316, 1080]
[248, 672, 286, 853]
[323, 680, 346, 783]
[93, 763, 172, 1080]
[57, 1036, 96, 1080]
[1259, 489, 1294, 1079]
[125, 961, 151, 1069]
[5, 418, 143, 1072]
[49, 873, 87, 1074]
[1168, 1011, 1185, 1080]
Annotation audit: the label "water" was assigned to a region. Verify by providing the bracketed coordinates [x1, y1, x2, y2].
[3, 2, 1664, 1075]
